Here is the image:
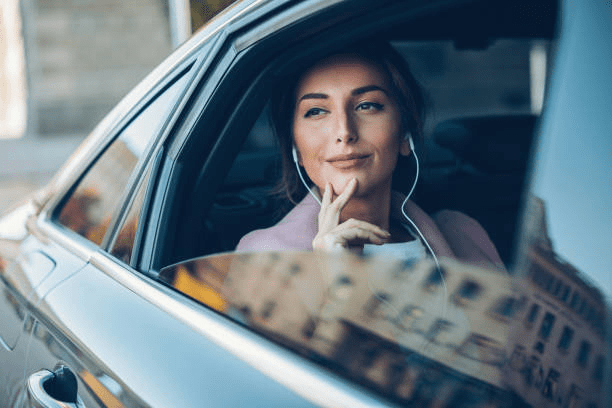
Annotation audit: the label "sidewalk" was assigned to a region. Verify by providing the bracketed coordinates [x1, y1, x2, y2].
[0, 174, 52, 213]
[0, 134, 83, 214]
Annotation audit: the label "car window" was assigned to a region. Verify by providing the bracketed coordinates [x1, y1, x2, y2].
[109, 162, 153, 264]
[198, 38, 548, 264]
[164, 36, 553, 404]
[56, 71, 190, 245]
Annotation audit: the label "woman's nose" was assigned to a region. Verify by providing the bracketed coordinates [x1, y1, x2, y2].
[335, 111, 357, 144]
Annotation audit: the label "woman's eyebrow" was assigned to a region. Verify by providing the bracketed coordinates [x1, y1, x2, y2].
[298, 92, 328, 102]
[352, 85, 388, 96]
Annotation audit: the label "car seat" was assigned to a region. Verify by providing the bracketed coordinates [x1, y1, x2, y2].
[419, 115, 538, 265]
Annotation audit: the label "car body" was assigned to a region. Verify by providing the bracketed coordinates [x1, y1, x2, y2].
[1, 0, 610, 406]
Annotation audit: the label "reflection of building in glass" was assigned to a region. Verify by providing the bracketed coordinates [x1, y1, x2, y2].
[162, 195, 607, 407]
[326, 259, 520, 407]
[58, 140, 137, 244]
[210, 252, 523, 406]
[505, 196, 607, 408]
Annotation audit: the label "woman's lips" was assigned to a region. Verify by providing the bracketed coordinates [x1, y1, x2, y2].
[326, 153, 371, 169]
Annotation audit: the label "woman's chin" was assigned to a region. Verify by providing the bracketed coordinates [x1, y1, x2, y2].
[329, 176, 360, 196]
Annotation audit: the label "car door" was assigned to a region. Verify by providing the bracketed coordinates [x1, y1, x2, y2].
[12, 59, 195, 406]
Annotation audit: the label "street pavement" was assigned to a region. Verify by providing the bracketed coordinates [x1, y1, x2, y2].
[0, 134, 83, 214]
[0, 174, 52, 214]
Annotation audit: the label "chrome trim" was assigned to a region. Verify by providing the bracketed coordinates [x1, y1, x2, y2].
[234, 0, 344, 51]
[88, 251, 393, 407]
[174, 0, 270, 60]
[34, 218, 96, 265]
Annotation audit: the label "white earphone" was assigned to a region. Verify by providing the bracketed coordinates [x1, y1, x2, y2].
[292, 145, 322, 205]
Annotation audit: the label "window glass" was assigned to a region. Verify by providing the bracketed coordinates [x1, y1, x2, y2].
[57, 71, 189, 244]
[525, 303, 540, 328]
[539, 312, 555, 340]
[110, 164, 153, 264]
[557, 326, 574, 352]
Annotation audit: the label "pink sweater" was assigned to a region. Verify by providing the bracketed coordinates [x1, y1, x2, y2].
[236, 194, 505, 271]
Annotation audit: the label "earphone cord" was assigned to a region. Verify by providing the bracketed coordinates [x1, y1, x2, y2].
[296, 162, 322, 205]
[400, 149, 448, 318]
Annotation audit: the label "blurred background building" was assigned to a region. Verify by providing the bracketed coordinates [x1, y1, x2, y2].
[0, 0, 235, 213]
[1, 0, 541, 214]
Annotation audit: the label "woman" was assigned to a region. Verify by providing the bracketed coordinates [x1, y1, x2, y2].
[237, 41, 504, 271]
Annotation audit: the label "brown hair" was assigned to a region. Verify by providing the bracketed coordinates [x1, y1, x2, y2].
[270, 40, 425, 204]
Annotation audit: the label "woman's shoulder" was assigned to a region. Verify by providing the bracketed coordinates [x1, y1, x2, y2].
[432, 209, 506, 271]
[235, 194, 320, 252]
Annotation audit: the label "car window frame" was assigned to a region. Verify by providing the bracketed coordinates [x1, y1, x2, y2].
[45, 57, 198, 262]
[145, 0, 475, 272]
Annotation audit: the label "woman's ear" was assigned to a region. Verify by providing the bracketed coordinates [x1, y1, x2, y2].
[400, 135, 413, 156]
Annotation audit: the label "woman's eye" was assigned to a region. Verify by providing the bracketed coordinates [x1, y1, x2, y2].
[304, 107, 326, 118]
[356, 102, 384, 112]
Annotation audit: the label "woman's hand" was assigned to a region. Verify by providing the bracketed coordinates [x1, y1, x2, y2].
[312, 178, 391, 252]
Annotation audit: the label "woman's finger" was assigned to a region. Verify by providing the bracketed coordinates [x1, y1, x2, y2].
[318, 179, 356, 229]
[334, 226, 390, 244]
[321, 182, 332, 207]
[330, 178, 358, 212]
[335, 218, 391, 237]
[313, 219, 391, 250]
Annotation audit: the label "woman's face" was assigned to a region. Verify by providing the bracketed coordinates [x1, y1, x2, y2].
[292, 55, 410, 198]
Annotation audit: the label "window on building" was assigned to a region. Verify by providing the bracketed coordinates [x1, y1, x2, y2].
[569, 291, 581, 310]
[525, 303, 540, 328]
[539, 312, 555, 340]
[490, 296, 519, 321]
[421, 266, 447, 292]
[453, 280, 482, 306]
[560, 284, 571, 302]
[542, 368, 560, 401]
[577, 340, 591, 368]
[557, 326, 574, 352]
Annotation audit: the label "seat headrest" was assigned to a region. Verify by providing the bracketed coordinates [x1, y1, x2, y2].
[432, 115, 537, 172]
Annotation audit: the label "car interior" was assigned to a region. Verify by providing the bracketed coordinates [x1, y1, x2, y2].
[164, 0, 558, 272]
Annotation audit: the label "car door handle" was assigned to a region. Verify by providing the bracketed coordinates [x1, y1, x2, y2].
[27, 366, 86, 408]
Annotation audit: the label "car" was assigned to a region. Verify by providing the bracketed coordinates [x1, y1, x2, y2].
[1, 0, 610, 406]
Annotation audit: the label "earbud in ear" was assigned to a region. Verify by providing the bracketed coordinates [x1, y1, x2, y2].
[408, 135, 415, 151]
[292, 145, 299, 163]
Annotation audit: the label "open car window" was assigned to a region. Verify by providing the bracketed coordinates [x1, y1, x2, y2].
[196, 38, 550, 267]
